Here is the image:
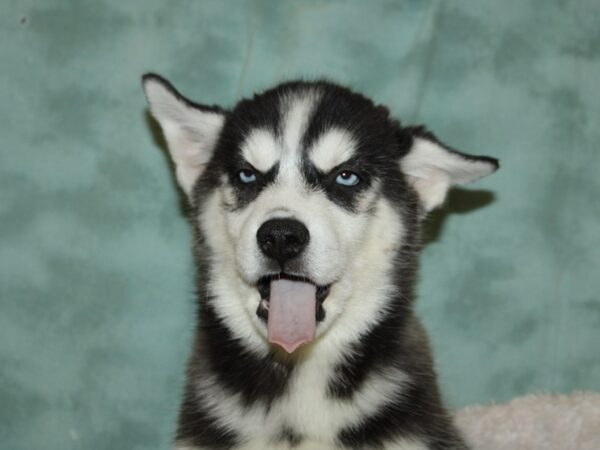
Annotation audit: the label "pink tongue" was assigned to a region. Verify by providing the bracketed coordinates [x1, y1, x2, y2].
[267, 278, 317, 353]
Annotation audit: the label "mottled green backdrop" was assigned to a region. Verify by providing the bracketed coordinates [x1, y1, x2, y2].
[1, 0, 599, 449]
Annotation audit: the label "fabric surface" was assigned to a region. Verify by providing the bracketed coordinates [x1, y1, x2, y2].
[1, 1, 599, 449]
[456, 392, 600, 450]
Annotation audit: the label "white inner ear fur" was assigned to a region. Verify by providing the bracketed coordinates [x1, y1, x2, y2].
[143, 78, 225, 197]
[401, 136, 497, 212]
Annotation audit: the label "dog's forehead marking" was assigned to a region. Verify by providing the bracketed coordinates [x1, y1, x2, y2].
[280, 92, 319, 157]
[309, 128, 357, 173]
[239, 91, 320, 175]
[241, 128, 279, 173]
[274, 91, 321, 184]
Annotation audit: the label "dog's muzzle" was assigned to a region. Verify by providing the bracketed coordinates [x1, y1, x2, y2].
[254, 218, 331, 354]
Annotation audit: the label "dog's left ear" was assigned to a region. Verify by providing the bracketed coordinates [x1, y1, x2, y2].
[142, 74, 226, 198]
[400, 127, 499, 212]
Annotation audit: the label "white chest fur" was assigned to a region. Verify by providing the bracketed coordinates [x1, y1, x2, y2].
[186, 344, 418, 450]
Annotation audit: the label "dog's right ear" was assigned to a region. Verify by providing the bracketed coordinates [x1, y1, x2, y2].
[142, 74, 226, 198]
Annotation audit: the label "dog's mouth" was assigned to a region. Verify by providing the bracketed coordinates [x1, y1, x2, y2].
[255, 273, 331, 354]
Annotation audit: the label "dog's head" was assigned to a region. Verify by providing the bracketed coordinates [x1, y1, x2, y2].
[143, 76, 498, 354]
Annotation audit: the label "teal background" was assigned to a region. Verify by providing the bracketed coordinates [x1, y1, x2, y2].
[1, 0, 599, 448]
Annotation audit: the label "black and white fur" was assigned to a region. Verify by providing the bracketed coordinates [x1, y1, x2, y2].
[142, 75, 498, 450]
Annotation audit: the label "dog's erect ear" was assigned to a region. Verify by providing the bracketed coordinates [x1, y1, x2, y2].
[400, 127, 499, 212]
[142, 74, 226, 198]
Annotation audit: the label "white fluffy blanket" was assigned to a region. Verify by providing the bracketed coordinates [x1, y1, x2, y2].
[456, 392, 600, 450]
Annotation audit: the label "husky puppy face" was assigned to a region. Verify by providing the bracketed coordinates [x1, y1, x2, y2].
[143, 76, 497, 356]
[143, 76, 498, 450]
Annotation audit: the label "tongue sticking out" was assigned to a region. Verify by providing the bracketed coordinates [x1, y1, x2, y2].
[267, 278, 317, 353]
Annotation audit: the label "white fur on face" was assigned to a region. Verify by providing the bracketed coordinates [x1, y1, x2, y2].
[308, 128, 357, 173]
[241, 128, 279, 173]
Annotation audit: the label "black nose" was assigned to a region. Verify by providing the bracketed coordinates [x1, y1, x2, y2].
[256, 218, 310, 267]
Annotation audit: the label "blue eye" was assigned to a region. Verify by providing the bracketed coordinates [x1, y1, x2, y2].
[238, 169, 257, 184]
[335, 171, 360, 186]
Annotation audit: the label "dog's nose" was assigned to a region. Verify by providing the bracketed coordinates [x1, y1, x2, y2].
[256, 218, 309, 267]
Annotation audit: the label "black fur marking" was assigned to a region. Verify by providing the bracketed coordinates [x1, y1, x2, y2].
[276, 426, 303, 447]
[299, 83, 400, 212]
[226, 160, 280, 210]
[335, 317, 468, 449]
[337, 380, 468, 449]
[327, 298, 407, 399]
[204, 84, 287, 210]
[198, 295, 294, 407]
[301, 153, 374, 213]
[175, 390, 239, 449]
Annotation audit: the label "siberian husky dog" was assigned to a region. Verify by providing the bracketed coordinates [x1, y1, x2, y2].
[142, 75, 498, 450]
